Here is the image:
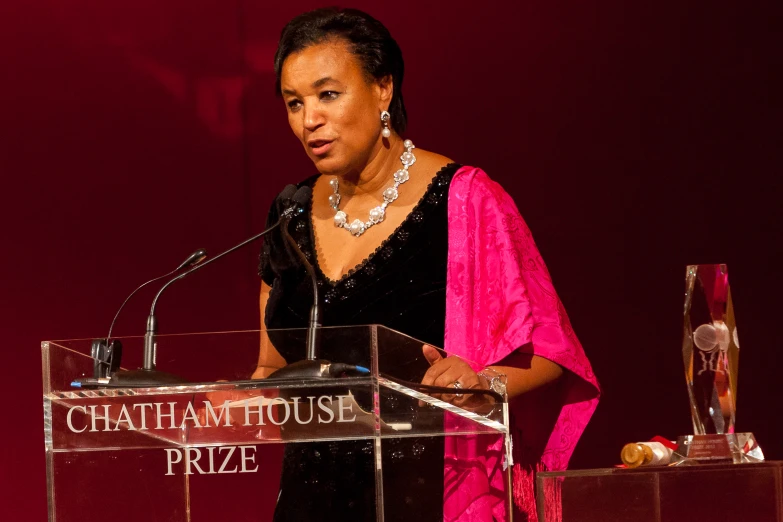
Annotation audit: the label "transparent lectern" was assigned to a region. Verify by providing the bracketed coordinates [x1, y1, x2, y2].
[43, 326, 511, 521]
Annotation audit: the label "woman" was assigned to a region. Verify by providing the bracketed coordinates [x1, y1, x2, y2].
[256, 8, 599, 522]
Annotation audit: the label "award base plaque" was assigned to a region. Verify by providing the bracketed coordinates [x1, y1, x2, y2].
[671, 432, 764, 465]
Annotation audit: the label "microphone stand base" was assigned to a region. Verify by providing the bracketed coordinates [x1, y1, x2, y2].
[107, 368, 189, 387]
[266, 359, 333, 380]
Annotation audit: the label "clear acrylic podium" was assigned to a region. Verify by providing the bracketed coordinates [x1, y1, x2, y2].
[42, 326, 511, 521]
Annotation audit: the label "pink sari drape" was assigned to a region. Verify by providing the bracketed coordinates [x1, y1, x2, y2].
[444, 166, 600, 521]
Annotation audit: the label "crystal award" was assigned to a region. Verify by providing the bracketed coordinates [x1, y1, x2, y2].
[674, 264, 763, 464]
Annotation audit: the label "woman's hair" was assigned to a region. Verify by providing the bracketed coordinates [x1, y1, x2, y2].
[274, 8, 407, 134]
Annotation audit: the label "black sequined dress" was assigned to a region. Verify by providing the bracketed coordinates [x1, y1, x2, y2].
[259, 164, 460, 522]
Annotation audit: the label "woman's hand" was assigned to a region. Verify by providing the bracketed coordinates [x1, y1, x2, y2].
[421, 345, 485, 407]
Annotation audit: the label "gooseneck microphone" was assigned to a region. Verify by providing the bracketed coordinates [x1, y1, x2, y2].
[108, 185, 310, 387]
[281, 186, 320, 358]
[138, 185, 311, 379]
[266, 186, 351, 380]
[106, 248, 208, 344]
[79, 249, 208, 385]
[73, 185, 309, 388]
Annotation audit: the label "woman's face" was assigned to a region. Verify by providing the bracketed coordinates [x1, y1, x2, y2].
[280, 39, 392, 176]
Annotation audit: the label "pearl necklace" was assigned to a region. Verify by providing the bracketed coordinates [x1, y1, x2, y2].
[329, 139, 416, 237]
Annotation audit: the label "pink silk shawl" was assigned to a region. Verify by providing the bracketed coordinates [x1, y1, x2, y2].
[443, 166, 601, 522]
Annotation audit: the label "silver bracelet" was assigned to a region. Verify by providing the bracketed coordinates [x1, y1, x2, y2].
[478, 367, 508, 400]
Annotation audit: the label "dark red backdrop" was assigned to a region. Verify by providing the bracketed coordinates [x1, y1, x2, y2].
[1, 1, 780, 519]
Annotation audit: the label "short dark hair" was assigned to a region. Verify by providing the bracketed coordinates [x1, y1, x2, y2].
[274, 8, 407, 134]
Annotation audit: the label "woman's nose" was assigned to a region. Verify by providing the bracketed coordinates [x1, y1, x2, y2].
[303, 103, 325, 131]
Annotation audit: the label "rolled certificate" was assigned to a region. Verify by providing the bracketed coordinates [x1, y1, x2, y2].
[620, 441, 673, 468]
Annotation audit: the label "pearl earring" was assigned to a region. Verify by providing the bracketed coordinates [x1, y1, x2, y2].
[381, 110, 391, 138]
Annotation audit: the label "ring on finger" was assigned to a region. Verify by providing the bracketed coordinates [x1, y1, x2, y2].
[452, 381, 463, 390]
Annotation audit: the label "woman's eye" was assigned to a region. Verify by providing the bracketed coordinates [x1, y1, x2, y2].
[287, 100, 302, 111]
[320, 91, 340, 101]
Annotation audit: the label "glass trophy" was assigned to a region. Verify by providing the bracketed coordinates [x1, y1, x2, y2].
[673, 264, 763, 464]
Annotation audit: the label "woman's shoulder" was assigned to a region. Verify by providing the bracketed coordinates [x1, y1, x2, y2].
[412, 149, 456, 180]
[415, 148, 453, 165]
[411, 150, 506, 205]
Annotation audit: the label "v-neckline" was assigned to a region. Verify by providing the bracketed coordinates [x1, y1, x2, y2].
[307, 163, 460, 287]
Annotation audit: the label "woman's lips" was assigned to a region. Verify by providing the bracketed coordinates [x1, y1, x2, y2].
[309, 140, 333, 156]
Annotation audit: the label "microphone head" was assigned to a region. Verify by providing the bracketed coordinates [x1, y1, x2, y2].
[292, 186, 312, 207]
[176, 249, 208, 271]
[278, 184, 297, 203]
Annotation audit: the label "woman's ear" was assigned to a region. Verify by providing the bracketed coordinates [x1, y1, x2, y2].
[377, 74, 394, 109]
